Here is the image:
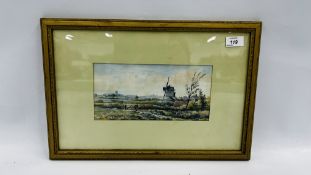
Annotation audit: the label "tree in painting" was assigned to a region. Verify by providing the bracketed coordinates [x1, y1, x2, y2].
[185, 72, 206, 110]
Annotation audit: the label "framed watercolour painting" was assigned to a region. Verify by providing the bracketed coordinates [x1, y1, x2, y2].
[41, 18, 261, 160]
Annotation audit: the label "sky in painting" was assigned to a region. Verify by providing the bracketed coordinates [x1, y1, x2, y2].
[94, 64, 212, 97]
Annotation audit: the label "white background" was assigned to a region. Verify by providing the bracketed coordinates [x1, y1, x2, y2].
[0, 0, 311, 174]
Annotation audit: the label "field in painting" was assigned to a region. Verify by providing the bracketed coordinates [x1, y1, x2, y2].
[94, 93, 210, 120]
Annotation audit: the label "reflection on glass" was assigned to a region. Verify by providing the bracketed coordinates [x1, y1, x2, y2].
[105, 33, 113, 38]
[65, 34, 74, 40]
[207, 36, 216, 43]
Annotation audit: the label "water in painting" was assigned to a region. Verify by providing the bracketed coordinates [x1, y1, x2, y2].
[94, 64, 212, 121]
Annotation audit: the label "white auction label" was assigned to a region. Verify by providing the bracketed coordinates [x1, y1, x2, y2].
[225, 36, 244, 47]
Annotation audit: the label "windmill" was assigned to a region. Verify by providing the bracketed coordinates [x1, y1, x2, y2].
[163, 77, 176, 101]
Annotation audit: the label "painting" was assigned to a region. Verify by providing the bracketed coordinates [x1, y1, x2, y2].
[93, 64, 212, 120]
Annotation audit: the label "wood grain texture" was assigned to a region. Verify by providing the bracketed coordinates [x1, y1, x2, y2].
[40, 18, 261, 160]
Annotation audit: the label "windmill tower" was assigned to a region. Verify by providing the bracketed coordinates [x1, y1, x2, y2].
[163, 77, 176, 101]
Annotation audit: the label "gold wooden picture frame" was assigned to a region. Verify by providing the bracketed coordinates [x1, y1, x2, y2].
[41, 18, 261, 160]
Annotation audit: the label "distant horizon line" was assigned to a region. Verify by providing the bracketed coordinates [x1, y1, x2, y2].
[93, 63, 214, 67]
[95, 92, 163, 96]
[94, 92, 210, 98]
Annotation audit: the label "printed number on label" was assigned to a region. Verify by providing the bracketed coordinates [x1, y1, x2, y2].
[225, 36, 244, 47]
